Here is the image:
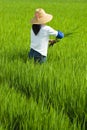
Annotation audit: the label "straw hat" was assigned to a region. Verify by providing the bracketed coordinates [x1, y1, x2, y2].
[31, 8, 53, 24]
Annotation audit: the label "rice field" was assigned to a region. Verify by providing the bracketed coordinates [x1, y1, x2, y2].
[0, 0, 87, 130]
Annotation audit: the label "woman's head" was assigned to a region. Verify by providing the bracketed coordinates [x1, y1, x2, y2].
[30, 8, 53, 24]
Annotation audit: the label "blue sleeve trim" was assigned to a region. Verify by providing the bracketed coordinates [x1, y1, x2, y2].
[56, 31, 64, 39]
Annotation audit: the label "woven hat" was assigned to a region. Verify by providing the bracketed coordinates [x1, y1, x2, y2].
[31, 8, 53, 24]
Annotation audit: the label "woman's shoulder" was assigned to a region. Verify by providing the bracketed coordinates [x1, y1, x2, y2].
[41, 25, 52, 30]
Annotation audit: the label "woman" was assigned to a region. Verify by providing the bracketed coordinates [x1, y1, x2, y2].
[28, 8, 64, 63]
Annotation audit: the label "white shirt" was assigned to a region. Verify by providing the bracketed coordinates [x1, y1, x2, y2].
[30, 25, 58, 56]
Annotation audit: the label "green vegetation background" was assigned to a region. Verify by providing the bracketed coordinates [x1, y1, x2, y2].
[0, 0, 87, 130]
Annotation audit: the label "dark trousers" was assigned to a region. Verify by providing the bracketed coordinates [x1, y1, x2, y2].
[28, 48, 46, 64]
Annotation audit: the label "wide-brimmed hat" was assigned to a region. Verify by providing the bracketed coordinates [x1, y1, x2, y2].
[30, 8, 53, 24]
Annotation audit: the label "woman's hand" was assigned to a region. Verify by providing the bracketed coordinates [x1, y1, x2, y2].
[49, 39, 59, 46]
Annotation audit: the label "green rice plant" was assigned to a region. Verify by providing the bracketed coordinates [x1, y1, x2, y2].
[0, 84, 83, 130]
[0, 0, 87, 129]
